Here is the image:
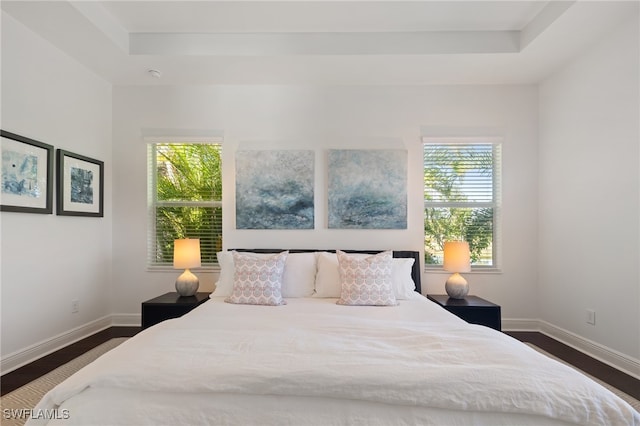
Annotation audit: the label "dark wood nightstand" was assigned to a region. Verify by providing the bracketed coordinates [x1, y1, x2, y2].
[427, 294, 501, 331]
[141, 292, 210, 329]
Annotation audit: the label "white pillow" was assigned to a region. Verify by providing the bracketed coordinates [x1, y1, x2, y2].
[315, 251, 416, 299]
[212, 251, 317, 298]
[391, 257, 417, 299]
[264, 252, 317, 297]
[336, 250, 397, 306]
[315, 251, 366, 297]
[225, 251, 288, 306]
[211, 251, 234, 297]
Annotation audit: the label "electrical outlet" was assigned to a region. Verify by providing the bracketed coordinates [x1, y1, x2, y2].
[71, 300, 80, 314]
[586, 309, 595, 325]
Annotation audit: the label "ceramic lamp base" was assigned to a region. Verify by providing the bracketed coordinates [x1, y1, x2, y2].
[445, 272, 468, 299]
[176, 268, 199, 297]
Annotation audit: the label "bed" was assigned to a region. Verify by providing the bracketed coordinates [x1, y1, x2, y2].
[28, 250, 639, 426]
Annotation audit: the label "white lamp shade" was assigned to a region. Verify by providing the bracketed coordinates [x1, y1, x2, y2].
[173, 239, 201, 269]
[443, 241, 471, 273]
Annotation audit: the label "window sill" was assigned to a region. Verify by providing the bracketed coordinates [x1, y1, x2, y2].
[424, 267, 502, 274]
[147, 265, 220, 273]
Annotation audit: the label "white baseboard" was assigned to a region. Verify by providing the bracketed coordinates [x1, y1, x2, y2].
[0, 316, 112, 375]
[111, 313, 141, 327]
[502, 318, 540, 331]
[504, 318, 640, 380]
[538, 320, 640, 380]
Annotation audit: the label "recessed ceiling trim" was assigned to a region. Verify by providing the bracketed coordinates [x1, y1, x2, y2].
[130, 31, 520, 56]
[2, 0, 635, 85]
[520, 1, 575, 50]
[70, 1, 129, 53]
[99, 1, 549, 34]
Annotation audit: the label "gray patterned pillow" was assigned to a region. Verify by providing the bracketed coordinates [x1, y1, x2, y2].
[336, 250, 397, 306]
[225, 251, 288, 306]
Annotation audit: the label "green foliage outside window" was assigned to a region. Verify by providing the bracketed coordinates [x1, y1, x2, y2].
[151, 143, 222, 265]
[424, 143, 497, 266]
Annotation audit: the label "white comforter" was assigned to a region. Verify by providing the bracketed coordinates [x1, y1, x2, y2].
[30, 296, 639, 425]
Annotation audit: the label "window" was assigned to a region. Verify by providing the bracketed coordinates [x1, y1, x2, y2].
[423, 138, 501, 267]
[147, 141, 223, 267]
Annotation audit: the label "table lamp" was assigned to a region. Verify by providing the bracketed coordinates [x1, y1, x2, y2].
[173, 238, 201, 297]
[443, 241, 471, 299]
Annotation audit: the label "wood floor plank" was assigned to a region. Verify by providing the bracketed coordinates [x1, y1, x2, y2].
[1, 327, 139, 396]
[506, 331, 639, 400]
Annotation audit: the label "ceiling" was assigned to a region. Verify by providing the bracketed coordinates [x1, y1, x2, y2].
[2, 1, 637, 86]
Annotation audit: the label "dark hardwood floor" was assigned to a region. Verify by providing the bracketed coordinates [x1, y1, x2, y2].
[507, 331, 639, 400]
[1, 327, 139, 396]
[2, 328, 638, 401]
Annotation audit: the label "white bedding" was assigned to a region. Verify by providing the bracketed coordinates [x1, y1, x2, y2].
[29, 296, 639, 426]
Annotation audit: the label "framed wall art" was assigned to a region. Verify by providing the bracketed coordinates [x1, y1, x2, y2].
[328, 149, 407, 229]
[1, 130, 54, 214]
[57, 149, 104, 217]
[236, 149, 314, 229]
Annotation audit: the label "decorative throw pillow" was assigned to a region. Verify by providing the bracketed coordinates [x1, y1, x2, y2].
[225, 251, 288, 306]
[213, 251, 316, 298]
[314, 251, 370, 297]
[315, 251, 416, 299]
[248, 252, 317, 297]
[336, 250, 397, 306]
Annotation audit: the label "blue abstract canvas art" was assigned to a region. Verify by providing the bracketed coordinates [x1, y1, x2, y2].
[2, 150, 40, 198]
[70, 167, 94, 204]
[57, 149, 103, 217]
[236, 150, 314, 229]
[328, 149, 407, 229]
[1, 131, 53, 213]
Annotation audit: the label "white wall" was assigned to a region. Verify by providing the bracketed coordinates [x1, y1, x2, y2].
[1, 13, 112, 360]
[538, 15, 639, 359]
[112, 84, 539, 319]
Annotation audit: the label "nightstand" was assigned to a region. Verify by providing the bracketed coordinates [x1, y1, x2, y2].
[427, 294, 501, 331]
[141, 292, 210, 329]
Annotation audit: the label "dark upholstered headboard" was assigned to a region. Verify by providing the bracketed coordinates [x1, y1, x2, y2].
[232, 249, 422, 294]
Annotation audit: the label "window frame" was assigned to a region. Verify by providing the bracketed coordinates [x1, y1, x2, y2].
[146, 137, 223, 271]
[422, 136, 502, 271]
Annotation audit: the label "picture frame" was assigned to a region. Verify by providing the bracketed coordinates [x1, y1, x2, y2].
[57, 149, 104, 217]
[1, 130, 54, 214]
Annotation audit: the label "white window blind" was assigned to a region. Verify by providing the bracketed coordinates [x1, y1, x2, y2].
[422, 138, 501, 267]
[147, 140, 223, 267]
